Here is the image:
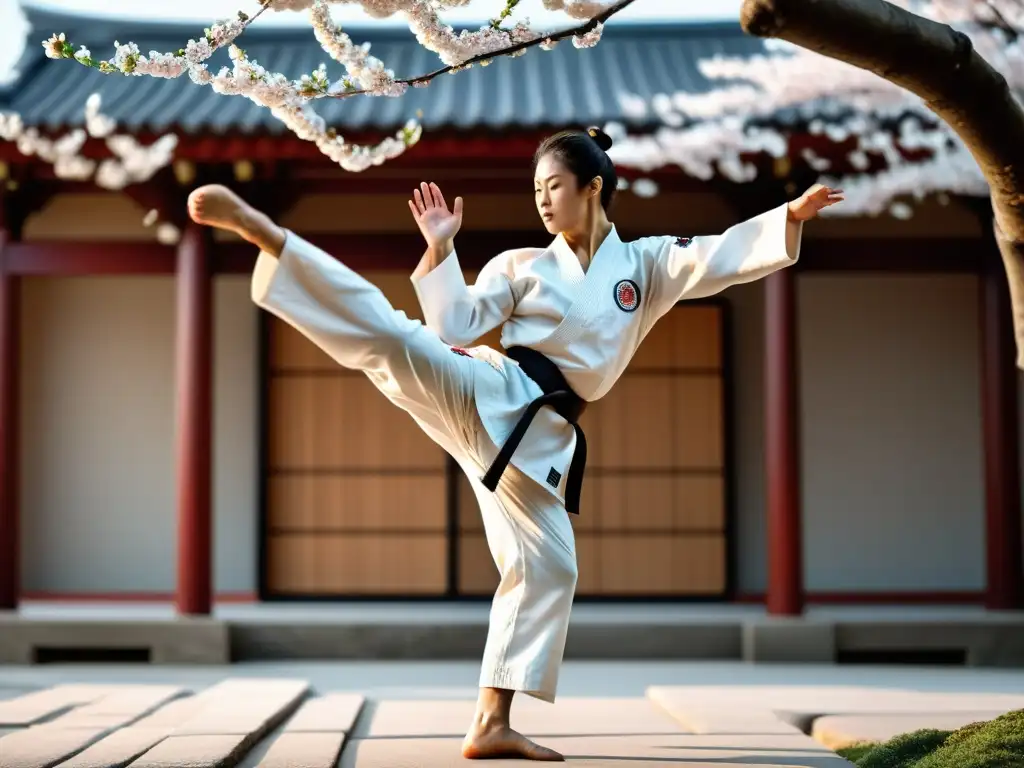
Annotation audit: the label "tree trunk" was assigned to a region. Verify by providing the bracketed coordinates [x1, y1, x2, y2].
[740, 0, 1024, 366]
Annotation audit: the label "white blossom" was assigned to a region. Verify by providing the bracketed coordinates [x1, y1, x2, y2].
[36, 0, 616, 173]
[0, 93, 178, 190]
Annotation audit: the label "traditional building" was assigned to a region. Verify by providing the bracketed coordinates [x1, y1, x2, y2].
[0, 7, 1020, 620]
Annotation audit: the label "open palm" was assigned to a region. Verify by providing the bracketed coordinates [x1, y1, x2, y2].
[409, 181, 464, 249]
[789, 183, 844, 221]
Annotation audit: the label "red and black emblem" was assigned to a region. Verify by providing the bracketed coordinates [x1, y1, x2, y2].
[613, 279, 641, 313]
[675, 236, 694, 249]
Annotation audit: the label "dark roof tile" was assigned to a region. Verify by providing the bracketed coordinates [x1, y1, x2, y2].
[4, 8, 765, 133]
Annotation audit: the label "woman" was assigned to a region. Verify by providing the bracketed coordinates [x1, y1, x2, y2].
[186, 126, 841, 762]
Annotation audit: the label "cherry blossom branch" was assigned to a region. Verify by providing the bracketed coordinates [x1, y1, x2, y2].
[329, 0, 637, 98]
[39, 0, 627, 172]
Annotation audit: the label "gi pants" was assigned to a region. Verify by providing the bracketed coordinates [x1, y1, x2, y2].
[251, 231, 578, 703]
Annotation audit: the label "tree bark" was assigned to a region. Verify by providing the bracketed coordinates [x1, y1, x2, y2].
[740, 0, 1024, 366]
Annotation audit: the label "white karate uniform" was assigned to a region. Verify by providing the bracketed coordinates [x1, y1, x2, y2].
[250, 202, 802, 703]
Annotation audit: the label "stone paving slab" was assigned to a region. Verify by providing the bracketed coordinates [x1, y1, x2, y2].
[256, 732, 347, 768]
[65, 687, 187, 717]
[174, 680, 309, 736]
[811, 711, 1012, 750]
[46, 713, 141, 731]
[652, 700, 806, 734]
[279, 694, 364, 733]
[127, 734, 250, 768]
[56, 726, 173, 768]
[131, 697, 208, 728]
[0, 685, 114, 727]
[359, 697, 683, 738]
[338, 733, 854, 767]
[0, 725, 109, 768]
[646, 685, 1024, 715]
[50, 686, 188, 731]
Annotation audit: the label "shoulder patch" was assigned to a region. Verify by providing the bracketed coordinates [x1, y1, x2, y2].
[674, 236, 694, 249]
[613, 279, 641, 313]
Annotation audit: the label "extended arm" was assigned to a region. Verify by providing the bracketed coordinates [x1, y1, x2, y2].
[644, 185, 841, 320]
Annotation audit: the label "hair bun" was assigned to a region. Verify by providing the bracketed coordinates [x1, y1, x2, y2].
[587, 126, 613, 152]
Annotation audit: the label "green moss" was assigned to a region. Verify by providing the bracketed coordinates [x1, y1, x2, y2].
[837, 743, 880, 762]
[838, 710, 1024, 768]
[852, 729, 952, 768]
[915, 710, 1024, 768]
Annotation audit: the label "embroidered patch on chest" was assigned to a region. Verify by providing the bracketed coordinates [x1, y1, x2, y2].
[613, 279, 641, 313]
[675, 236, 694, 248]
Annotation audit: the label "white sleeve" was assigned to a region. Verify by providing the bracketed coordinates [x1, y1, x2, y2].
[411, 249, 516, 346]
[645, 202, 803, 320]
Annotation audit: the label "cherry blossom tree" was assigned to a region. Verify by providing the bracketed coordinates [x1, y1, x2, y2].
[605, 0, 1024, 364]
[609, 0, 1019, 218]
[38, 0, 633, 172]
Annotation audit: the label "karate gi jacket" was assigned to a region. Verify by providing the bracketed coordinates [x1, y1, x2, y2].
[411, 202, 803, 504]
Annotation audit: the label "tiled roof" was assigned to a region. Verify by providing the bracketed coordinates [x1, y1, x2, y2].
[4, 8, 765, 134]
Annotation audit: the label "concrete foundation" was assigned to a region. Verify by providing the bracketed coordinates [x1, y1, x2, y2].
[0, 614, 230, 664]
[2, 605, 1023, 667]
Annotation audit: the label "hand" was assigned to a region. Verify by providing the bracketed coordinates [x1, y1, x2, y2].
[787, 184, 844, 222]
[409, 181, 463, 251]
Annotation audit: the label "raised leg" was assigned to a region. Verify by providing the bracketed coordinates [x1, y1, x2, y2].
[187, 185, 285, 256]
[188, 184, 480, 456]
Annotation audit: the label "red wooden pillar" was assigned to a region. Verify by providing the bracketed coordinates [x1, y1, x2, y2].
[980, 253, 1023, 610]
[0, 225, 19, 610]
[175, 223, 213, 616]
[765, 268, 804, 615]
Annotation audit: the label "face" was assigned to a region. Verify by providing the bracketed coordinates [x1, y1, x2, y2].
[534, 153, 600, 234]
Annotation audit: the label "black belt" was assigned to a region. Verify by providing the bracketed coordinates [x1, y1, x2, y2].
[480, 346, 588, 514]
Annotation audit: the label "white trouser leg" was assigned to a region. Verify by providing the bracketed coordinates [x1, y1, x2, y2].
[253, 231, 578, 703]
[462, 461, 578, 704]
[251, 230, 478, 452]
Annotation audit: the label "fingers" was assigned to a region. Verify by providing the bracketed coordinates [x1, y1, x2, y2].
[429, 182, 447, 211]
[408, 199, 421, 221]
[453, 196, 463, 219]
[413, 181, 452, 215]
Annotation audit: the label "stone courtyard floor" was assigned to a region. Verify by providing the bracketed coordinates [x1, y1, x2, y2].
[2, 661, 1024, 766]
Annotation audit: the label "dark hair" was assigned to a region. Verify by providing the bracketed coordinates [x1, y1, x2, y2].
[533, 126, 618, 210]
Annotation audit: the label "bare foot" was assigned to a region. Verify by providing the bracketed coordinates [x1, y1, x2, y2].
[462, 722, 564, 761]
[187, 184, 285, 255]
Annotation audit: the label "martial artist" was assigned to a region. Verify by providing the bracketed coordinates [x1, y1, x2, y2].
[186, 125, 841, 761]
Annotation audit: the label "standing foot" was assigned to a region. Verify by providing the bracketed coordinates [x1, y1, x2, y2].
[462, 723, 564, 761]
[186, 184, 285, 256]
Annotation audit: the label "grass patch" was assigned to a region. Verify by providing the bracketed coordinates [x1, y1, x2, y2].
[838, 710, 1024, 767]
